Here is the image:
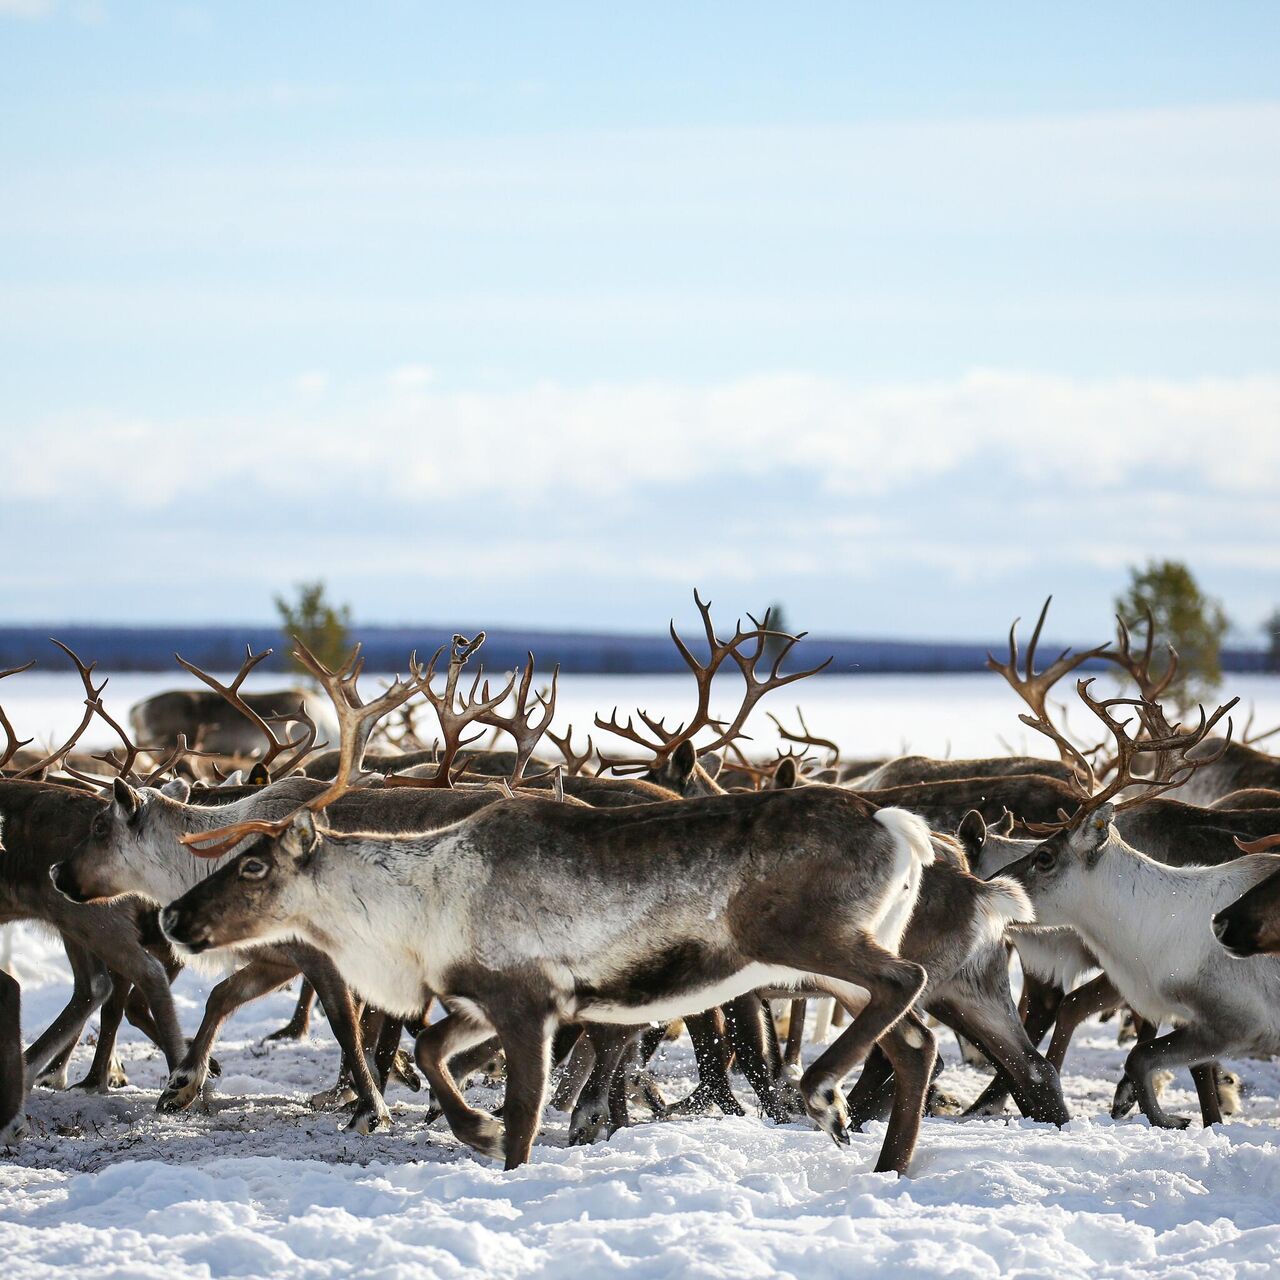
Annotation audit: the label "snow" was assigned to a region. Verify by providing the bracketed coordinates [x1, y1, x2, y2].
[5, 672, 1280, 1277]
[4, 924, 1280, 1279]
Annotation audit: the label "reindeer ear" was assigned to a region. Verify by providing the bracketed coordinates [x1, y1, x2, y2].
[774, 757, 799, 789]
[248, 763, 270, 787]
[112, 777, 141, 818]
[957, 809, 987, 854]
[160, 777, 191, 802]
[995, 807, 1016, 837]
[697, 751, 723, 781]
[671, 740, 698, 781]
[1084, 802, 1115, 866]
[280, 809, 320, 862]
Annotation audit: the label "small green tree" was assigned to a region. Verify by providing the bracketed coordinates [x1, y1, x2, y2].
[1114, 560, 1229, 711]
[1264, 608, 1280, 674]
[273, 580, 352, 677]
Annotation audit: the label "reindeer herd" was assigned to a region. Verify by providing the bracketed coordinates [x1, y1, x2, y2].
[4, 593, 1280, 1179]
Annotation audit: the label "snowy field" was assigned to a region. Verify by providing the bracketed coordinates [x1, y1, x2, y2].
[4, 671, 1280, 1278]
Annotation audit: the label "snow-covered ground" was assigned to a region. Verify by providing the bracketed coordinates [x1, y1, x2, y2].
[4, 672, 1280, 1277]
[4, 923, 1280, 1279]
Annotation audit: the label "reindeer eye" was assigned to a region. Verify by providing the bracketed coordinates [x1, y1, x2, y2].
[239, 857, 269, 880]
[92, 816, 110, 838]
[1035, 848, 1056, 872]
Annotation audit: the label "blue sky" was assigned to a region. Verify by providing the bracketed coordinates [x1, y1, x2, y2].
[2, 2, 1277, 641]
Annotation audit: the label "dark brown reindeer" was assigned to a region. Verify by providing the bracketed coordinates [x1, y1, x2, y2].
[1212, 833, 1280, 956]
[159, 643, 941, 1174]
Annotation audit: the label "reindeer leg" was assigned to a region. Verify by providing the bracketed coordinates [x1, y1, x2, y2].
[26, 945, 111, 1089]
[0, 970, 23, 1144]
[70, 974, 130, 1093]
[159, 958, 297, 1112]
[416, 1010, 506, 1159]
[746, 928, 927, 1156]
[872, 1011, 937, 1175]
[263, 980, 315, 1043]
[569, 1024, 637, 1144]
[724, 993, 803, 1122]
[1116, 1025, 1221, 1129]
[967, 972, 1064, 1116]
[1191, 1062, 1224, 1127]
[844, 1044, 896, 1128]
[1111, 1016, 1159, 1118]
[1045, 974, 1121, 1071]
[667, 1008, 746, 1118]
[783, 998, 807, 1071]
[302, 961, 387, 1134]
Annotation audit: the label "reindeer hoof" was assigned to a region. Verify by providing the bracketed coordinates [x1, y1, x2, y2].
[568, 1109, 607, 1145]
[34, 1066, 68, 1091]
[345, 1101, 392, 1135]
[1110, 1079, 1138, 1119]
[388, 1049, 422, 1093]
[262, 1022, 309, 1045]
[157, 1068, 205, 1113]
[0, 1111, 27, 1146]
[460, 1112, 506, 1161]
[806, 1084, 852, 1145]
[67, 1075, 110, 1095]
[309, 1084, 357, 1111]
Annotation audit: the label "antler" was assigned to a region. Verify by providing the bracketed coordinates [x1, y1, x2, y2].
[1106, 609, 1179, 703]
[594, 590, 831, 766]
[384, 634, 516, 789]
[987, 597, 1112, 764]
[0, 660, 36, 771]
[1241, 705, 1280, 751]
[1022, 677, 1238, 832]
[11, 640, 109, 780]
[766, 705, 840, 767]
[477, 655, 558, 785]
[181, 641, 428, 857]
[1236, 832, 1280, 854]
[546, 724, 594, 777]
[175, 646, 323, 778]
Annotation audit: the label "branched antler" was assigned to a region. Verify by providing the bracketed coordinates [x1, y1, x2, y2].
[1106, 609, 1179, 703]
[987, 597, 1112, 764]
[546, 725, 594, 777]
[181, 641, 428, 857]
[11, 641, 108, 780]
[384, 634, 516, 789]
[0, 660, 36, 771]
[1021, 677, 1238, 832]
[594, 590, 831, 767]
[477, 656, 558, 785]
[175, 646, 323, 778]
[767, 705, 840, 767]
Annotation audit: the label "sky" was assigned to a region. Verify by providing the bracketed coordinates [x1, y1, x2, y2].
[1, 2, 1278, 642]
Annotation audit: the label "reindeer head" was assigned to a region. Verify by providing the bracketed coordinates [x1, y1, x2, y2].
[1002, 804, 1120, 924]
[160, 810, 322, 954]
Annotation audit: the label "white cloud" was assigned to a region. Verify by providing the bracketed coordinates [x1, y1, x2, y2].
[0, 0, 56, 16]
[11, 370, 1280, 511]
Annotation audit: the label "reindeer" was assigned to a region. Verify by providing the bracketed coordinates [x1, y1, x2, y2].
[990, 676, 1276, 1128]
[155, 638, 941, 1173]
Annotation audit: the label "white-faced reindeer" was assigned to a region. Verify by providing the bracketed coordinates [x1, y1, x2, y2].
[156, 637, 944, 1174]
[996, 677, 1280, 1129]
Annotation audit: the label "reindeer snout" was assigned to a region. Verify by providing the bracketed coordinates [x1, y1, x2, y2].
[160, 906, 211, 953]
